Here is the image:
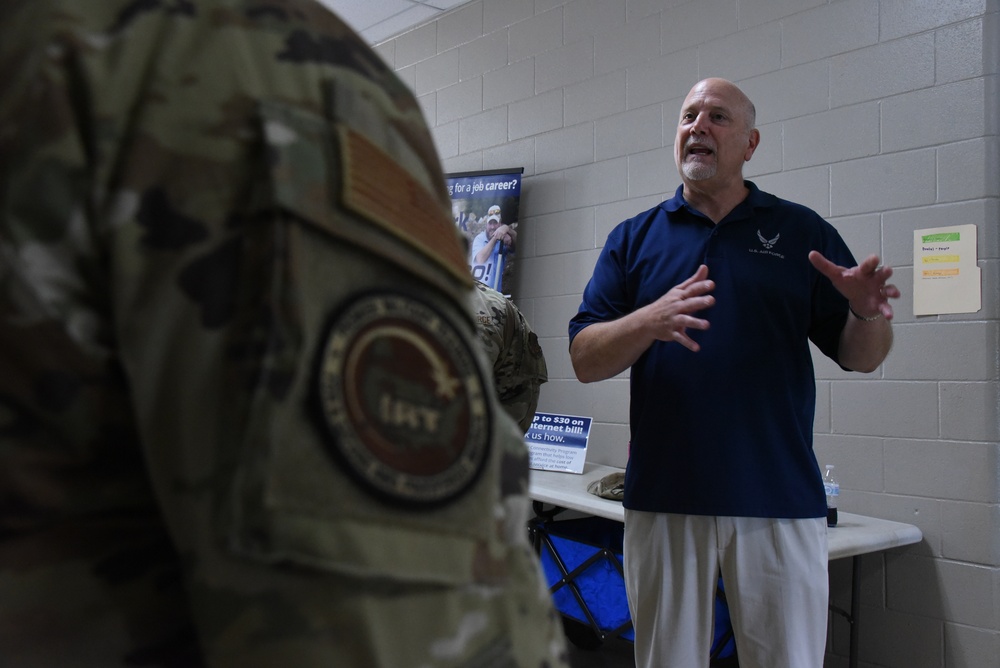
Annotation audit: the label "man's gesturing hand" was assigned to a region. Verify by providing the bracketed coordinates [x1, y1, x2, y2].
[809, 251, 900, 321]
[646, 264, 716, 351]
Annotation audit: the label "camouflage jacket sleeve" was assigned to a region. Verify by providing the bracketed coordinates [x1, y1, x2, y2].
[470, 281, 548, 433]
[0, 2, 567, 666]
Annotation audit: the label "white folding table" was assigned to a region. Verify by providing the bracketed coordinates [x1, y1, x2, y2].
[529, 463, 923, 668]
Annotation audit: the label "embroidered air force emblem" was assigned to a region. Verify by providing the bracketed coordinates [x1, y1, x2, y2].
[317, 293, 491, 505]
[757, 230, 780, 249]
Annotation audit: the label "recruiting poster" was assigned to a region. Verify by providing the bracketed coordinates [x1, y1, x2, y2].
[446, 168, 523, 295]
[525, 412, 592, 474]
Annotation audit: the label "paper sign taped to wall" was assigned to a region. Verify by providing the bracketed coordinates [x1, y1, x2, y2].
[913, 225, 981, 315]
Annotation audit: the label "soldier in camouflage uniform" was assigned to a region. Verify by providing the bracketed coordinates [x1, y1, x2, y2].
[470, 281, 547, 434]
[0, 1, 568, 666]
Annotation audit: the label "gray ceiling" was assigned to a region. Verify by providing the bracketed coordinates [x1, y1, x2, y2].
[322, 0, 473, 44]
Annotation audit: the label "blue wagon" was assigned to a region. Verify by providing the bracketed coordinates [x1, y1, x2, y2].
[529, 509, 739, 665]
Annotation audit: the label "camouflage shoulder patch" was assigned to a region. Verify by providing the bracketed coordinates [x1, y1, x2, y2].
[338, 125, 470, 287]
[260, 99, 471, 306]
[316, 292, 491, 506]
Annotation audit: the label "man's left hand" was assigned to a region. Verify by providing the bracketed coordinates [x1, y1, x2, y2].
[809, 251, 900, 320]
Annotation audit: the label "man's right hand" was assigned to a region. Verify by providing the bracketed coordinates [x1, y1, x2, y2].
[570, 265, 715, 382]
[645, 264, 715, 352]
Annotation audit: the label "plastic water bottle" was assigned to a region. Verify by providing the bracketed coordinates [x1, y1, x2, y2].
[823, 465, 839, 527]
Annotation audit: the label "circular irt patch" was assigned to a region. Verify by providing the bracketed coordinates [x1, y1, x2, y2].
[317, 293, 491, 505]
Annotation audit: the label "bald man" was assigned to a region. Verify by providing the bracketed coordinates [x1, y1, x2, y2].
[569, 78, 898, 667]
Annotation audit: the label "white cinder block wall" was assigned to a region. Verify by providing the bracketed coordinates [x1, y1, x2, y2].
[373, 1, 999, 666]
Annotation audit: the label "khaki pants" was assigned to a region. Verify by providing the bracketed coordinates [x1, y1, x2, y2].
[623, 511, 828, 668]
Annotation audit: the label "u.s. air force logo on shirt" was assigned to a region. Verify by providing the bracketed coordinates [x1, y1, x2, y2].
[317, 292, 491, 505]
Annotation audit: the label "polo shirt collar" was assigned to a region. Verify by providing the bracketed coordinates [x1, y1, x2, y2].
[663, 180, 779, 225]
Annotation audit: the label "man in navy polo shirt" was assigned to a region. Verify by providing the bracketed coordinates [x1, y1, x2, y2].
[568, 78, 899, 668]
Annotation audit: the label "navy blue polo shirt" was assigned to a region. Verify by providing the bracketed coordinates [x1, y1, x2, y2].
[569, 182, 854, 518]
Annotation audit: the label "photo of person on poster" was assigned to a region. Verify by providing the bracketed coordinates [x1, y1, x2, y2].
[470, 203, 516, 289]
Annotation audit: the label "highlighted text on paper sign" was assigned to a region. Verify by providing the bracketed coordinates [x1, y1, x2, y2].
[922, 255, 960, 264]
[922, 268, 960, 278]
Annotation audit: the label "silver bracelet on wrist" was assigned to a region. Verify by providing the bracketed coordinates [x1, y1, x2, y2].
[849, 305, 882, 322]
